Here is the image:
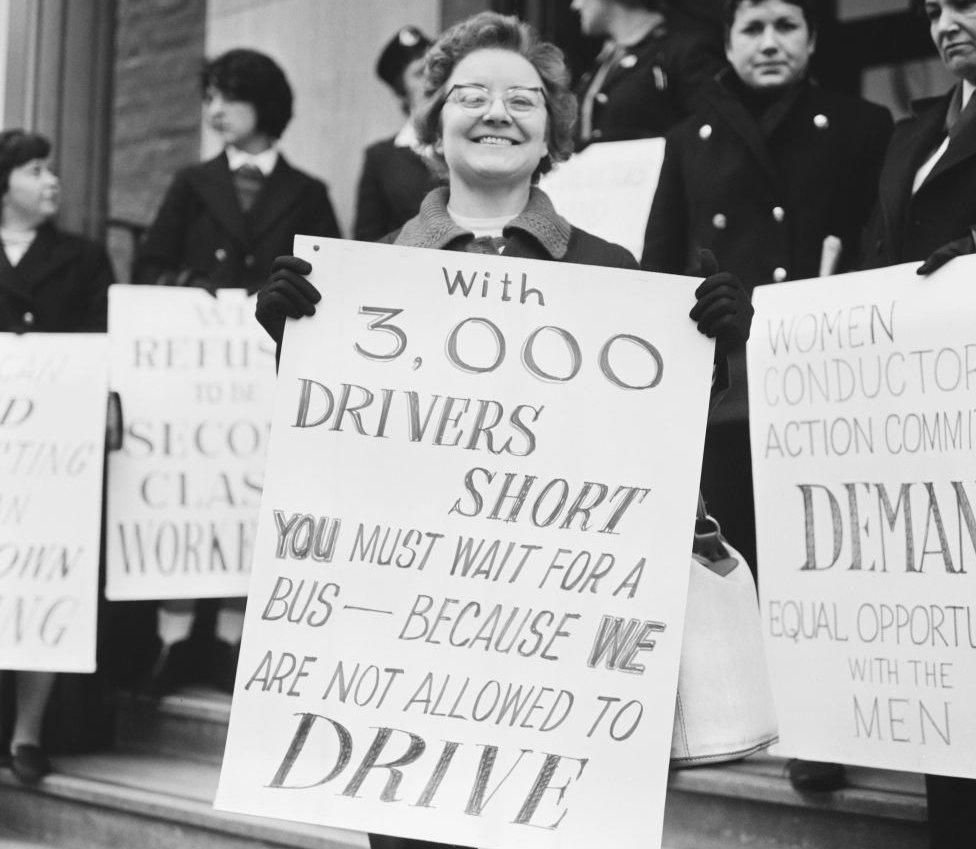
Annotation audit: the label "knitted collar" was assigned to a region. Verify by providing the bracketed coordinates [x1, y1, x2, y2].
[395, 186, 572, 258]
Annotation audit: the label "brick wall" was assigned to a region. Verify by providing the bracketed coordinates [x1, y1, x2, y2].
[108, 0, 206, 282]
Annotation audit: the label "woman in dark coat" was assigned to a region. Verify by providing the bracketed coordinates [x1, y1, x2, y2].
[134, 48, 341, 293]
[354, 26, 441, 242]
[0, 129, 114, 785]
[256, 13, 751, 849]
[643, 0, 891, 572]
[133, 49, 342, 695]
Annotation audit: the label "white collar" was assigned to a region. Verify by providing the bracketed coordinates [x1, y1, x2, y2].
[393, 121, 420, 149]
[226, 145, 278, 176]
[964, 80, 975, 110]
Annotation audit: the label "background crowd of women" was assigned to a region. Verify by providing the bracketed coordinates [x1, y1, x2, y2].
[2, 2, 975, 848]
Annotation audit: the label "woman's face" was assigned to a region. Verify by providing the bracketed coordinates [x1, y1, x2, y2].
[4, 158, 59, 226]
[204, 86, 262, 149]
[439, 48, 549, 193]
[726, 0, 815, 90]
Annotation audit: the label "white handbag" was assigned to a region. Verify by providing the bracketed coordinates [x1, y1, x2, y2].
[670, 502, 779, 767]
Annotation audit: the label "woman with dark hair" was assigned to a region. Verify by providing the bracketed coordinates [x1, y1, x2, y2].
[642, 0, 893, 794]
[571, 0, 727, 145]
[134, 47, 341, 292]
[354, 26, 442, 242]
[255, 14, 751, 846]
[0, 129, 114, 784]
[133, 48, 340, 696]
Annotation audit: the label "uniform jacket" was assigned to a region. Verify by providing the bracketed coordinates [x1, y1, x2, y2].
[575, 10, 726, 145]
[354, 137, 440, 242]
[134, 152, 340, 293]
[861, 87, 976, 267]
[0, 223, 113, 333]
[642, 75, 892, 422]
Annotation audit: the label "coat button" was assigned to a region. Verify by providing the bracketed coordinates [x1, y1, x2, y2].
[591, 129, 603, 140]
[699, 124, 712, 140]
[619, 54, 637, 69]
[814, 113, 829, 129]
[244, 254, 256, 268]
[712, 213, 727, 230]
[595, 92, 608, 104]
[773, 267, 788, 283]
[772, 206, 786, 222]
[214, 248, 227, 261]
[22, 311, 34, 325]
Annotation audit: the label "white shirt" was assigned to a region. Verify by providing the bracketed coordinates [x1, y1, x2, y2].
[1, 228, 36, 266]
[912, 80, 975, 194]
[447, 207, 513, 241]
[393, 121, 420, 149]
[226, 145, 278, 177]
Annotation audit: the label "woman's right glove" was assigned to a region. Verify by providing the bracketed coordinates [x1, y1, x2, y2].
[255, 256, 321, 344]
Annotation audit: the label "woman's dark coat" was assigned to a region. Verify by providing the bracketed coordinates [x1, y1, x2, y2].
[354, 137, 439, 242]
[575, 10, 726, 145]
[134, 152, 340, 292]
[0, 223, 113, 333]
[861, 86, 976, 267]
[643, 75, 893, 287]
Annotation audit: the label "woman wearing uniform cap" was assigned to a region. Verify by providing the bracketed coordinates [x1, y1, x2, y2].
[354, 26, 442, 242]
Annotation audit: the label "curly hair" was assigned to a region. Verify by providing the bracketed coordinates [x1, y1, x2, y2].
[201, 49, 294, 140]
[0, 130, 51, 195]
[413, 12, 577, 181]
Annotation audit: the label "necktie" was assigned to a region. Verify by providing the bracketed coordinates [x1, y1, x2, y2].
[233, 163, 264, 212]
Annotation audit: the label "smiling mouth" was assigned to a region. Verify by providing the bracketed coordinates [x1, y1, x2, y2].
[474, 136, 517, 146]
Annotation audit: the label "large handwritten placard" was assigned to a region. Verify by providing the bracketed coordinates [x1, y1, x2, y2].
[749, 258, 976, 778]
[215, 238, 713, 849]
[106, 286, 275, 600]
[539, 138, 665, 262]
[0, 333, 107, 672]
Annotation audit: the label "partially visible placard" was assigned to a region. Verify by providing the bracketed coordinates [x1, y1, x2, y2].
[106, 285, 276, 600]
[215, 237, 714, 849]
[540, 138, 665, 261]
[749, 257, 976, 778]
[0, 333, 108, 672]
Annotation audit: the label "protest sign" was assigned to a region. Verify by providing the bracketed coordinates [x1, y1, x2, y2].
[539, 138, 665, 262]
[749, 257, 976, 778]
[106, 285, 275, 600]
[0, 333, 108, 672]
[215, 237, 714, 848]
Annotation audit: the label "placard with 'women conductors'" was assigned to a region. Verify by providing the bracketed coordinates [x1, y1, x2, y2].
[216, 237, 714, 848]
[750, 257, 976, 778]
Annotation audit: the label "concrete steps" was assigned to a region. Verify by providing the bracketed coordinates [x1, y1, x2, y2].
[1, 686, 930, 849]
[0, 750, 366, 849]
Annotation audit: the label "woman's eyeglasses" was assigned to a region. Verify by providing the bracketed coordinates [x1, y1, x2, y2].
[446, 84, 546, 115]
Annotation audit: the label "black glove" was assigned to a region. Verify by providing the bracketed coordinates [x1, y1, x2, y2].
[917, 233, 975, 275]
[255, 256, 321, 345]
[689, 249, 753, 353]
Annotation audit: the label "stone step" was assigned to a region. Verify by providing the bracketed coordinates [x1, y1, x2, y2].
[113, 690, 929, 849]
[664, 754, 928, 849]
[115, 688, 230, 763]
[0, 751, 367, 849]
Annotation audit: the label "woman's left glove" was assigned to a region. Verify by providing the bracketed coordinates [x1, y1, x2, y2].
[689, 248, 753, 353]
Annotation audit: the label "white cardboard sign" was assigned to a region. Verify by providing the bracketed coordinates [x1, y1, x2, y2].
[749, 257, 976, 778]
[215, 237, 713, 849]
[106, 285, 276, 600]
[539, 138, 665, 262]
[0, 333, 108, 672]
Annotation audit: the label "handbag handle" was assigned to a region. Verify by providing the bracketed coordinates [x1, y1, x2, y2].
[692, 493, 739, 577]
